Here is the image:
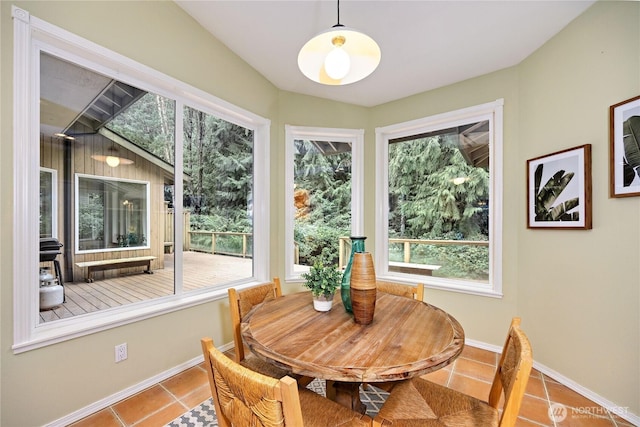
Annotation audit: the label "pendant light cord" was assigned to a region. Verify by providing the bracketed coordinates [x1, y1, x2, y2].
[333, 0, 344, 28]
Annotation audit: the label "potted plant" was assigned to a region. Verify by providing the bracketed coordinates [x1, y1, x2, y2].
[302, 262, 342, 311]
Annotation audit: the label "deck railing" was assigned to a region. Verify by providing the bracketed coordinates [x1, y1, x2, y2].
[338, 236, 488, 269]
[165, 209, 488, 267]
[164, 206, 190, 252]
[164, 207, 251, 258]
[187, 231, 252, 258]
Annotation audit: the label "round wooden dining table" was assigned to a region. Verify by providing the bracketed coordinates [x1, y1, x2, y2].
[241, 290, 465, 414]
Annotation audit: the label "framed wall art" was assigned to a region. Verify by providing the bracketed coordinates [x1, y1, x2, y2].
[527, 144, 592, 229]
[609, 95, 640, 197]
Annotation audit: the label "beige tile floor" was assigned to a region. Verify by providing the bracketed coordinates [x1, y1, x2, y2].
[68, 346, 635, 427]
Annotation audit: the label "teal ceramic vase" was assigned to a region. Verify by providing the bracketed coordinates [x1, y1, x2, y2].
[340, 236, 366, 313]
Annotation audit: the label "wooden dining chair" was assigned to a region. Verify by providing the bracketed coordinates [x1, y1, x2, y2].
[201, 337, 373, 427]
[228, 279, 289, 378]
[362, 281, 425, 393]
[228, 279, 313, 385]
[372, 317, 533, 427]
[376, 280, 424, 301]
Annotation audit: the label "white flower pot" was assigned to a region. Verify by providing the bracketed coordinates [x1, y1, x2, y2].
[313, 295, 334, 311]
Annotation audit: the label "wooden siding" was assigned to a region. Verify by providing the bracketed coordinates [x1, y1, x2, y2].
[40, 128, 173, 283]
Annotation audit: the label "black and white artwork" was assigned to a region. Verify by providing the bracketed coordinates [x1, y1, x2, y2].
[527, 145, 592, 229]
[610, 95, 640, 197]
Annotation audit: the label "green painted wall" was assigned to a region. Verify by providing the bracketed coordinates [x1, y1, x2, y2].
[517, 0, 639, 413]
[0, 2, 275, 425]
[1, 1, 638, 425]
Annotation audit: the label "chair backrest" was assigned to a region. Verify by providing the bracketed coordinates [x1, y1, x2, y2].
[376, 280, 424, 301]
[488, 317, 533, 427]
[201, 337, 304, 427]
[228, 278, 282, 363]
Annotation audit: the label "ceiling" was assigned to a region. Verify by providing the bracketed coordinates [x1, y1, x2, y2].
[175, 0, 594, 107]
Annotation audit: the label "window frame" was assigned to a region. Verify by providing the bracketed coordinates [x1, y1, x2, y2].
[12, 6, 271, 352]
[39, 167, 58, 239]
[375, 100, 504, 297]
[284, 125, 364, 282]
[74, 174, 151, 254]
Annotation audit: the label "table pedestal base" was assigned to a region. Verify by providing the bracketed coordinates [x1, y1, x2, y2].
[325, 380, 367, 414]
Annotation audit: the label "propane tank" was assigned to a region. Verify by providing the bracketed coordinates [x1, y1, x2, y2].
[39, 267, 54, 286]
[40, 282, 64, 309]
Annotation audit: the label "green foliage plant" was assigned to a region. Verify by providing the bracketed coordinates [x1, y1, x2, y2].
[387, 134, 490, 280]
[301, 263, 342, 299]
[293, 139, 352, 267]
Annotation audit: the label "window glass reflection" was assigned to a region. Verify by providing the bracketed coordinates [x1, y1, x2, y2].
[39, 52, 176, 322]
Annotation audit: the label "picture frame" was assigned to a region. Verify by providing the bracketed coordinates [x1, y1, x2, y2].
[609, 95, 640, 197]
[527, 144, 592, 229]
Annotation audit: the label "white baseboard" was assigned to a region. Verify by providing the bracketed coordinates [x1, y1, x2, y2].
[44, 341, 232, 427]
[465, 339, 639, 426]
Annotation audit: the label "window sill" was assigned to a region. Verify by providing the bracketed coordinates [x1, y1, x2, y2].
[12, 287, 232, 354]
[376, 273, 503, 299]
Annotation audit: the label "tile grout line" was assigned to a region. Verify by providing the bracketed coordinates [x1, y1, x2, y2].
[159, 383, 191, 411]
[541, 373, 622, 426]
[541, 373, 559, 427]
[127, 384, 188, 427]
[445, 359, 456, 387]
[108, 407, 127, 427]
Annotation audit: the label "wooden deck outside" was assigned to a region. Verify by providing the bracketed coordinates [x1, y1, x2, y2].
[39, 251, 252, 324]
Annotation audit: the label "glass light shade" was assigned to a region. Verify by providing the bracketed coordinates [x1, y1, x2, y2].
[298, 26, 381, 85]
[105, 156, 120, 167]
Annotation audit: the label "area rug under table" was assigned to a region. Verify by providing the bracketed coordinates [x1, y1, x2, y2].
[166, 378, 389, 427]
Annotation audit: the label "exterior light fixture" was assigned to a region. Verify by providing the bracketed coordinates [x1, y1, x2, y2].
[105, 155, 122, 167]
[298, 0, 381, 85]
[91, 145, 134, 168]
[54, 132, 75, 141]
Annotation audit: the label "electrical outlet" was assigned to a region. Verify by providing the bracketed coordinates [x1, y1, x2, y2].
[115, 343, 128, 363]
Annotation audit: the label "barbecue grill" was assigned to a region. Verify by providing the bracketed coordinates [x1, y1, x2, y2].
[39, 238, 65, 306]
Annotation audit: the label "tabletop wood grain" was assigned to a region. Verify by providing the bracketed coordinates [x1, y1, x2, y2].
[241, 291, 465, 383]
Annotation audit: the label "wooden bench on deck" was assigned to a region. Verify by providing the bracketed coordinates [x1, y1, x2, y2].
[389, 261, 441, 276]
[75, 256, 156, 283]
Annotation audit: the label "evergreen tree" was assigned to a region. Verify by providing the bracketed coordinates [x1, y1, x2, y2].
[388, 136, 489, 240]
[107, 93, 175, 165]
[294, 139, 352, 266]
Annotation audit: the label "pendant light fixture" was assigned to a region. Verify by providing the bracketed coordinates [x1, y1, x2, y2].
[298, 0, 381, 85]
[91, 144, 134, 168]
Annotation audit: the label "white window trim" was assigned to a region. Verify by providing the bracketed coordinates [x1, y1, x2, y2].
[284, 125, 364, 282]
[12, 6, 271, 353]
[375, 100, 504, 298]
[40, 167, 58, 239]
[74, 174, 151, 254]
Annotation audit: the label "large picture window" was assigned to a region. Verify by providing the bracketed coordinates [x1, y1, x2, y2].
[14, 7, 269, 351]
[376, 100, 503, 296]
